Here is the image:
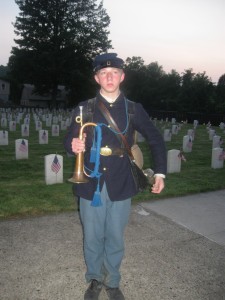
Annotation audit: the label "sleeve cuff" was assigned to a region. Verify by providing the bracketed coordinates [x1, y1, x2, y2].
[154, 173, 166, 179]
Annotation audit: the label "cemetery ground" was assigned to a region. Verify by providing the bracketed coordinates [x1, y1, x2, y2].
[0, 120, 225, 220]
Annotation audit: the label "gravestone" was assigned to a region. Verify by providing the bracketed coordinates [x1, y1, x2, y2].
[183, 135, 193, 153]
[212, 135, 222, 148]
[136, 131, 145, 142]
[21, 124, 29, 137]
[193, 120, 198, 128]
[45, 154, 63, 184]
[172, 124, 178, 135]
[35, 120, 42, 131]
[39, 130, 48, 144]
[1, 117, 7, 127]
[209, 129, 215, 140]
[187, 129, 195, 141]
[219, 122, 225, 130]
[9, 121, 16, 131]
[211, 147, 224, 169]
[52, 125, 59, 136]
[167, 149, 181, 173]
[24, 117, 30, 125]
[46, 117, 52, 127]
[61, 120, 68, 130]
[66, 117, 72, 127]
[0, 130, 8, 145]
[163, 129, 172, 142]
[52, 116, 59, 124]
[15, 139, 28, 159]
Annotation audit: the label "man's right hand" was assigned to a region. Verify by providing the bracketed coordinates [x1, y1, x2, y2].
[71, 134, 86, 154]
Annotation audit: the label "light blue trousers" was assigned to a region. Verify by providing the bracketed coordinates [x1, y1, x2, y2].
[79, 183, 131, 288]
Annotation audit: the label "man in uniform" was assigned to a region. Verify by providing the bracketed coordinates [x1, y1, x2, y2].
[64, 53, 167, 300]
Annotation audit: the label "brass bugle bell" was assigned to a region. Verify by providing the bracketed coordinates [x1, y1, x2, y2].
[68, 122, 97, 184]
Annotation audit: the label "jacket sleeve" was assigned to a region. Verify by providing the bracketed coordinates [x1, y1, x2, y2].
[132, 103, 167, 175]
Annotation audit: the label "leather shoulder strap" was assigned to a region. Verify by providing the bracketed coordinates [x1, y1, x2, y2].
[98, 101, 134, 159]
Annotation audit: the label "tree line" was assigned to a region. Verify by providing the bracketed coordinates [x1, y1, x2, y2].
[123, 57, 225, 115]
[2, 0, 225, 114]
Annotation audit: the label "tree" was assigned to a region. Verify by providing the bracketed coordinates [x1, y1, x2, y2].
[178, 69, 215, 113]
[160, 69, 181, 111]
[123, 57, 146, 102]
[123, 59, 166, 109]
[8, 0, 111, 107]
[216, 74, 225, 113]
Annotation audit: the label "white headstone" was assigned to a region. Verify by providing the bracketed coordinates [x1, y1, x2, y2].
[172, 124, 178, 135]
[61, 120, 68, 130]
[193, 120, 198, 128]
[212, 135, 222, 148]
[46, 118, 52, 127]
[1, 117, 7, 127]
[183, 135, 193, 153]
[211, 148, 224, 169]
[45, 154, 63, 184]
[24, 117, 30, 124]
[167, 149, 181, 173]
[171, 118, 176, 124]
[39, 130, 48, 144]
[52, 116, 59, 124]
[136, 131, 145, 142]
[163, 129, 172, 142]
[0, 130, 8, 145]
[15, 139, 28, 159]
[67, 117, 72, 126]
[219, 122, 225, 130]
[35, 121, 42, 131]
[21, 124, 30, 137]
[52, 125, 59, 136]
[187, 129, 195, 141]
[9, 121, 16, 131]
[209, 129, 215, 140]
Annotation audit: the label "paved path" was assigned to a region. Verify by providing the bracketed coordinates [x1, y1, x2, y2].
[141, 189, 225, 247]
[1, 190, 225, 300]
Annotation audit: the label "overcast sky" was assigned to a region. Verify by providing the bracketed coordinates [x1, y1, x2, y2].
[1, 0, 225, 83]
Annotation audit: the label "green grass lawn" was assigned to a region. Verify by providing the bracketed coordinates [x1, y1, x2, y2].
[0, 117, 225, 219]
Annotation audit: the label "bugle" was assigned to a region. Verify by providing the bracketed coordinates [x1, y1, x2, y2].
[68, 106, 97, 183]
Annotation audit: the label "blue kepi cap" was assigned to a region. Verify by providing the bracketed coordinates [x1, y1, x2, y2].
[93, 53, 124, 72]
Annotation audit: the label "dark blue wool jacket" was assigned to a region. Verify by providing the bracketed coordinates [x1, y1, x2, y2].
[64, 92, 167, 201]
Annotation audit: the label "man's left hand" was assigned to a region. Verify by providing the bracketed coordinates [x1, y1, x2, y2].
[151, 176, 165, 194]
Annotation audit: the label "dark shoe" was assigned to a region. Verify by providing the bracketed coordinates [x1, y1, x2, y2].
[106, 287, 125, 300]
[84, 279, 103, 300]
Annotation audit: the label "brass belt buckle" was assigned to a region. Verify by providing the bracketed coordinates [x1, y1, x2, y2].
[100, 147, 112, 156]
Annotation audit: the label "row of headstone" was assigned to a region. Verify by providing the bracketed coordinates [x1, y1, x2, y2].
[0, 127, 61, 145]
[0, 113, 71, 130]
[13, 140, 63, 184]
[167, 147, 225, 173]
